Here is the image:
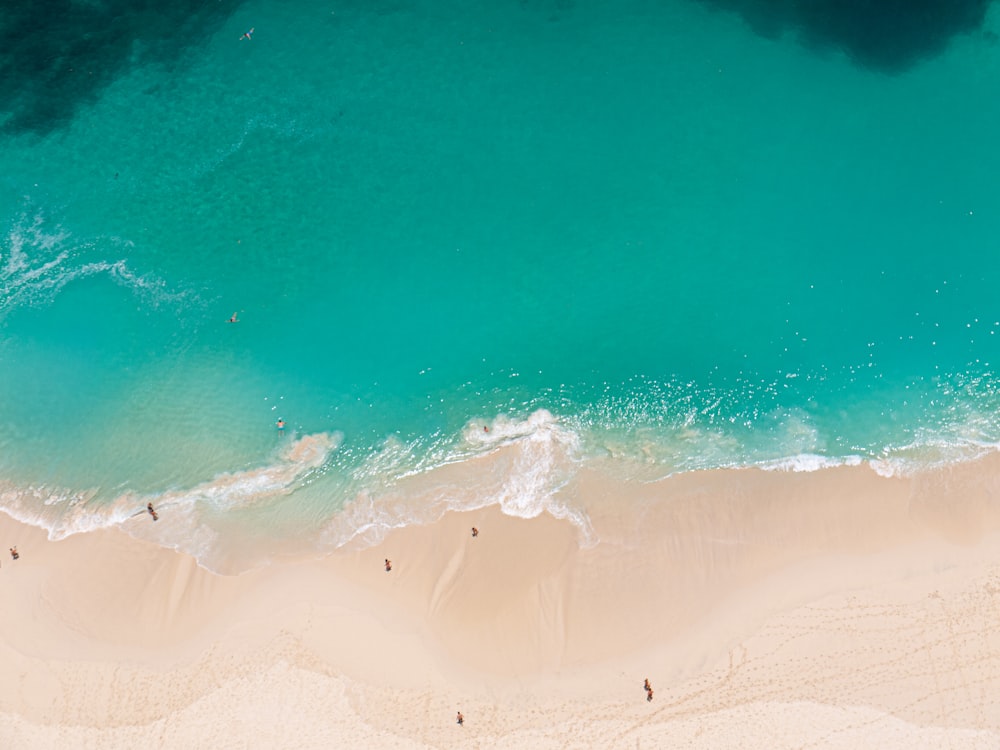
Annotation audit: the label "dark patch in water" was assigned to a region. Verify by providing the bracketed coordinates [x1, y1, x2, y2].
[697, 0, 993, 72]
[0, 0, 243, 135]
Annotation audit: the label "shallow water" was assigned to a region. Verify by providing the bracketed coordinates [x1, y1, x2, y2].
[1, 0, 999, 570]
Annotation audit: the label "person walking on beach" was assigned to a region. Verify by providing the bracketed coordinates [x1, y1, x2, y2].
[456, 711, 464, 726]
[471, 527, 478, 538]
[644, 678, 653, 702]
[9, 546, 18, 560]
[384, 558, 392, 572]
[147, 502, 159, 521]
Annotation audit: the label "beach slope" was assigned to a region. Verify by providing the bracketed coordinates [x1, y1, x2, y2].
[2, 458, 1000, 748]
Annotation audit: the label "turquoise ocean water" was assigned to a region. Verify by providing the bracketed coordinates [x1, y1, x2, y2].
[2, 0, 1000, 570]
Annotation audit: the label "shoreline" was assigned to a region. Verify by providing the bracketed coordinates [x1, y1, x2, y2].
[2, 458, 1000, 747]
[5, 408, 1000, 577]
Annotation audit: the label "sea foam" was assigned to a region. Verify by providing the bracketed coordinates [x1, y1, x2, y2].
[320, 409, 594, 551]
[0, 207, 194, 322]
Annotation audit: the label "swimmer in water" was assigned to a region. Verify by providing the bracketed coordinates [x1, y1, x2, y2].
[240, 27, 254, 41]
[276, 418, 285, 431]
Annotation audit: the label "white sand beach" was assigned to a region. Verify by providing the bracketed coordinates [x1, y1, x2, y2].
[2, 455, 1000, 748]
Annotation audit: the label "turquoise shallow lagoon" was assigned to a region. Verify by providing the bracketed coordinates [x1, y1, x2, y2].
[2, 0, 1000, 569]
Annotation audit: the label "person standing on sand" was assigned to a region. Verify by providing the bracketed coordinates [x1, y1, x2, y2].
[456, 711, 464, 726]
[471, 527, 478, 538]
[9, 546, 18, 560]
[384, 558, 392, 572]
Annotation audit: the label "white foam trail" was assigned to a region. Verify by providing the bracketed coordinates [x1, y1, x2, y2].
[323, 410, 594, 551]
[0, 483, 137, 539]
[0, 207, 196, 321]
[11, 409, 1000, 573]
[149, 431, 339, 511]
[869, 438, 1000, 478]
[0, 433, 340, 557]
[482, 410, 583, 521]
[757, 454, 864, 473]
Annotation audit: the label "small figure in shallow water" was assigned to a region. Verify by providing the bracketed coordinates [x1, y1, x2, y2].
[9, 547, 18, 560]
[384, 558, 392, 572]
[276, 418, 285, 431]
[240, 27, 254, 41]
[147, 503, 159, 522]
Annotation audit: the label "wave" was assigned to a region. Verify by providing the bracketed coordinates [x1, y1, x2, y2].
[318, 410, 592, 552]
[757, 454, 865, 473]
[870, 439, 1000, 479]
[0, 412, 593, 572]
[0, 432, 343, 574]
[5, 395, 1000, 573]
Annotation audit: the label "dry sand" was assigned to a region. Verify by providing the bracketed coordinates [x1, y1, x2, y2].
[2, 455, 1000, 748]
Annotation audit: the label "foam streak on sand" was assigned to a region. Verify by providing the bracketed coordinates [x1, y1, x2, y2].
[2, 455, 1000, 748]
